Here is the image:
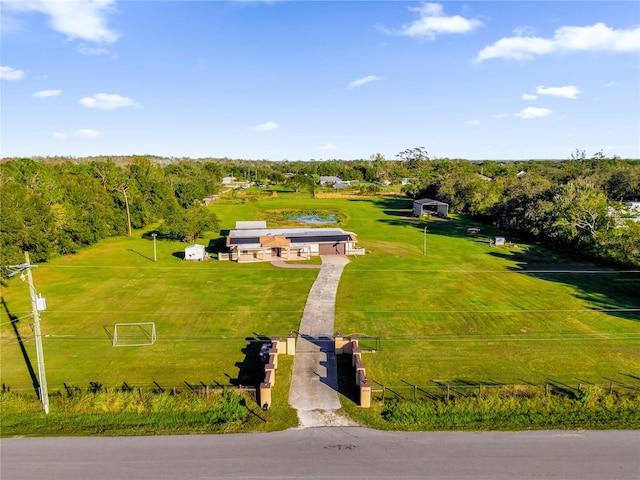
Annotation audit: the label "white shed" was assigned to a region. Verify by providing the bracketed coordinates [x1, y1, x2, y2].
[184, 244, 208, 261]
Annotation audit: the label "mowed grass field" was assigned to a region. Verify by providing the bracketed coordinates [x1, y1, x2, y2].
[2, 193, 639, 399]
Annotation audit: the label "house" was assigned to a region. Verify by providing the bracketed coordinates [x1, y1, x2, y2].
[222, 226, 364, 262]
[184, 244, 208, 261]
[319, 176, 342, 186]
[467, 227, 481, 234]
[222, 176, 235, 185]
[413, 198, 449, 218]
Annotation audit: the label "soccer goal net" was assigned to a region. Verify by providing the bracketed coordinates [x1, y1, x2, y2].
[112, 322, 157, 347]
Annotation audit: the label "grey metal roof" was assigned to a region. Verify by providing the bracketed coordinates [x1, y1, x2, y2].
[413, 198, 448, 206]
[235, 220, 267, 229]
[228, 227, 352, 239]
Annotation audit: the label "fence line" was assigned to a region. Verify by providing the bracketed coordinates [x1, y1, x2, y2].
[2, 382, 257, 400]
[370, 381, 639, 402]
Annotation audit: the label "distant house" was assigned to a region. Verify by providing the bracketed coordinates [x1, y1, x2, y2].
[401, 178, 412, 185]
[627, 201, 640, 211]
[467, 227, 481, 234]
[413, 198, 449, 218]
[184, 244, 208, 261]
[222, 226, 364, 263]
[332, 181, 349, 189]
[222, 176, 235, 185]
[319, 176, 342, 186]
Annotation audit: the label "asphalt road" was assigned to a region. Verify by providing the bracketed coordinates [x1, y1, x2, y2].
[2, 428, 638, 480]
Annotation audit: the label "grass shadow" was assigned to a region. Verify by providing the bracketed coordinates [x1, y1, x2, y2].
[103, 325, 114, 342]
[127, 248, 154, 262]
[229, 337, 272, 388]
[1, 296, 40, 398]
[489, 248, 640, 324]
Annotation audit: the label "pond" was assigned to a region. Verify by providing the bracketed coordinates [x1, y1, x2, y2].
[290, 214, 338, 224]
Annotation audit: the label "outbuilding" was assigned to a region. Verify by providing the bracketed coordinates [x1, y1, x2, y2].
[413, 198, 449, 218]
[184, 244, 208, 261]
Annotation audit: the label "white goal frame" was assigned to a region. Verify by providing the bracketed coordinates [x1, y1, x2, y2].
[112, 322, 157, 347]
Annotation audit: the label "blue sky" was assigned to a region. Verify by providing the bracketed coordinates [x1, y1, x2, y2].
[1, 1, 639, 161]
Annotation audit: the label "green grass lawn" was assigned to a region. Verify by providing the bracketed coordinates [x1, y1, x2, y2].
[2, 193, 639, 424]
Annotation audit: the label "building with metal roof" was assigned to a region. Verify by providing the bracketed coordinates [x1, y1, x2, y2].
[223, 226, 364, 262]
[412, 198, 449, 218]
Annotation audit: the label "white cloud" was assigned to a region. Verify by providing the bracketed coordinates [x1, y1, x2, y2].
[512, 26, 536, 37]
[606, 81, 617, 87]
[399, 2, 482, 39]
[53, 132, 67, 139]
[253, 121, 278, 132]
[320, 143, 338, 151]
[466, 119, 480, 126]
[33, 89, 62, 98]
[515, 107, 552, 119]
[2, 0, 119, 44]
[0, 65, 25, 81]
[491, 113, 509, 118]
[75, 129, 102, 138]
[79, 93, 141, 109]
[522, 93, 538, 101]
[536, 85, 581, 99]
[347, 75, 382, 89]
[476, 22, 640, 62]
[77, 45, 110, 56]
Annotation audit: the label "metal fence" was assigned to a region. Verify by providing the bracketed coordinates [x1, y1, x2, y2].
[370, 380, 640, 402]
[2, 381, 257, 401]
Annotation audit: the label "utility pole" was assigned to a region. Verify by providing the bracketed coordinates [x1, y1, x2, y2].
[423, 226, 428, 256]
[24, 252, 50, 414]
[152, 233, 157, 262]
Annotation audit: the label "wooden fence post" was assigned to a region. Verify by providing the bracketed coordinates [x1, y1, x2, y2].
[446, 384, 450, 401]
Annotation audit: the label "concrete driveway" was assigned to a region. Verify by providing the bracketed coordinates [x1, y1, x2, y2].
[287, 255, 358, 427]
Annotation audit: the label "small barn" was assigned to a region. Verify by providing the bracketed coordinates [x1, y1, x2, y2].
[413, 198, 449, 218]
[184, 244, 208, 261]
[493, 236, 506, 246]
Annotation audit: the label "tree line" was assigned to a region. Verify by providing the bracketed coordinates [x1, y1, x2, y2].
[1, 152, 639, 268]
[0, 156, 220, 265]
